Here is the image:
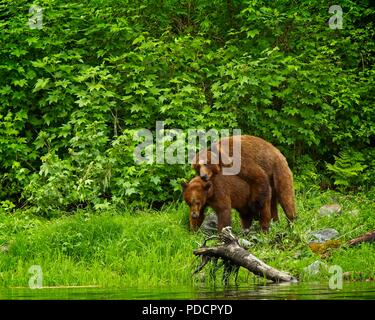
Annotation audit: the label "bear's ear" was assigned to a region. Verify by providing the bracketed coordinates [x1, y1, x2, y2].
[181, 182, 188, 191]
[192, 163, 199, 172]
[212, 164, 221, 174]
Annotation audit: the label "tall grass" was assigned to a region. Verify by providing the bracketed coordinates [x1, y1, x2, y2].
[0, 206, 202, 287]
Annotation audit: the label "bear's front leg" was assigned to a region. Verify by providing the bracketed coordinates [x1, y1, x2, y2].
[238, 209, 254, 234]
[214, 206, 232, 232]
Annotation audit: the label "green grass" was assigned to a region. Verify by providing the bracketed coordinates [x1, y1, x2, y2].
[0, 189, 374, 289]
[0, 205, 201, 287]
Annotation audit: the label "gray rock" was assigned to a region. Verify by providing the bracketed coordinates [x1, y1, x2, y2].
[303, 260, 328, 275]
[201, 214, 218, 234]
[319, 204, 342, 216]
[239, 238, 252, 249]
[308, 228, 339, 243]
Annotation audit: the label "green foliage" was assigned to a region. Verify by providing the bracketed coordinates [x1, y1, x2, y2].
[1, 0, 375, 212]
[326, 149, 373, 190]
[24, 120, 112, 214]
[293, 155, 322, 192]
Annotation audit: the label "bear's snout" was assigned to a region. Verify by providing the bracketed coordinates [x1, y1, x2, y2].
[200, 174, 209, 181]
[191, 211, 199, 219]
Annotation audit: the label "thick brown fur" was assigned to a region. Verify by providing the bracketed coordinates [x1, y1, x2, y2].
[182, 175, 272, 232]
[192, 135, 296, 222]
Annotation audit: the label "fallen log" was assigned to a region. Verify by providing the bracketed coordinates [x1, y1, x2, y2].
[193, 227, 297, 283]
[347, 229, 375, 246]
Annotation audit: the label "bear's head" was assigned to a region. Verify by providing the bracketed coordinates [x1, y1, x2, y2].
[192, 137, 242, 180]
[191, 150, 221, 181]
[182, 176, 213, 231]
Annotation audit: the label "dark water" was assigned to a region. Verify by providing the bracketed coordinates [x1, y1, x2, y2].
[1, 281, 374, 300]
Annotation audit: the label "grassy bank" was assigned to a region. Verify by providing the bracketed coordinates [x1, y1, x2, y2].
[0, 189, 374, 288]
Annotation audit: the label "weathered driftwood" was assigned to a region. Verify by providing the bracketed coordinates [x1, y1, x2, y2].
[193, 227, 297, 283]
[347, 229, 375, 246]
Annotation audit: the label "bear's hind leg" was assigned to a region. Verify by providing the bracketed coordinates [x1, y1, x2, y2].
[260, 199, 272, 232]
[240, 165, 271, 217]
[274, 162, 296, 221]
[238, 209, 254, 234]
[271, 187, 279, 222]
[259, 183, 272, 232]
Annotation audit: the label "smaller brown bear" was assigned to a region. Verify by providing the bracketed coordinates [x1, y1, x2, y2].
[182, 173, 272, 232]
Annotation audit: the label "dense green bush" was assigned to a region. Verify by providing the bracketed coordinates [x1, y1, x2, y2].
[1, 0, 374, 214]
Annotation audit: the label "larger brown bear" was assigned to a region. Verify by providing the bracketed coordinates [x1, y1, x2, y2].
[182, 173, 271, 232]
[192, 135, 296, 223]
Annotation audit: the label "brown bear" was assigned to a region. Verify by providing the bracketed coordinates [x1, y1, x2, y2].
[182, 173, 272, 232]
[192, 135, 296, 223]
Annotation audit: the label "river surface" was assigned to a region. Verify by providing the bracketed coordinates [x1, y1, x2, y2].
[0, 281, 374, 300]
